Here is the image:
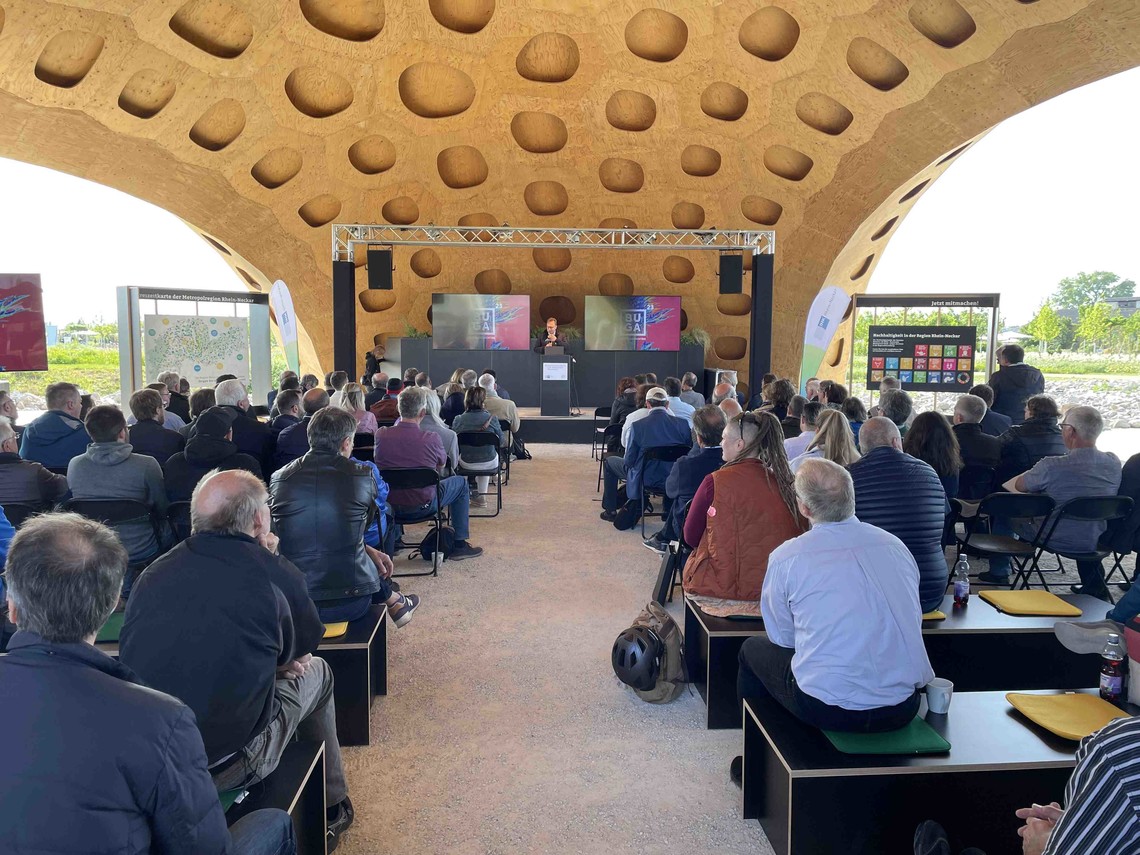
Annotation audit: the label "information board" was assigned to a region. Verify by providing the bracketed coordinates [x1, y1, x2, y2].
[867, 325, 977, 392]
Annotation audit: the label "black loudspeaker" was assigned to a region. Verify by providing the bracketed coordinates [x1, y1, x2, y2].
[332, 260, 357, 377]
[719, 253, 744, 294]
[366, 248, 393, 290]
[748, 252, 775, 387]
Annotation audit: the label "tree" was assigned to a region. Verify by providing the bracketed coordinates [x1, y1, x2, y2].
[1052, 271, 1135, 311]
[1075, 302, 1117, 352]
[1023, 304, 1064, 354]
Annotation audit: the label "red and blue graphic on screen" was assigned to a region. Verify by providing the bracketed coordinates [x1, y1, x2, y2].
[585, 295, 682, 351]
[431, 294, 531, 351]
[0, 274, 48, 371]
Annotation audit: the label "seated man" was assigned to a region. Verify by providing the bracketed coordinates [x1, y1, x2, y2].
[477, 372, 520, 445]
[414, 371, 432, 389]
[737, 458, 932, 757]
[126, 382, 187, 431]
[67, 405, 168, 573]
[274, 388, 329, 472]
[782, 394, 805, 439]
[782, 400, 821, 459]
[481, 367, 510, 400]
[127, 388, 186, 465]
[0, 389, 23, 440]
[994, 393, 1067, 485]
[0, 417, 68, 507]
[848, 417, 948, 613]
[119, 470, 350, 849]
[981, 406, 1121, 596]
[163, 407, 263, 501]
[951, 393, 1001, 498]
[269, 388, 303, 435]
[664, 376, 695, 423]
[679, 371, 705, 408]
[327, 370, 350, 408]
[157, 371, 191, 423]
[369, 377, 403, 422]
[364, 372, 388, 410]
[270, 407, 417, 625]
[643, 404, 725, 553]
[0, 512, 295, 855]
[374, 387, 483, 561]
[19, 382, 90, 469]
[267, 370, 298, 412]
[178, 387, 216, 438]
[879, 388, 913, 437]
[601, 387, 693, 522]
[210, 378, 273, 473]
[969, 383, 1013, 437]
[709, 381, 735, 407]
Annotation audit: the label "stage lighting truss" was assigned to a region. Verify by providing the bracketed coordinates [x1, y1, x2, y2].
[332, 224, 774, 262]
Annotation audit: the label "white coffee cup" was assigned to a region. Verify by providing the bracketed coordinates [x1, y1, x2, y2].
[926, 678, 954, 714]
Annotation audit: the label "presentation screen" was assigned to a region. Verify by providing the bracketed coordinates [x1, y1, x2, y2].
[0, 273, 48, 371]
[431, 294, 531, 351]
[584, 295, 682, 352]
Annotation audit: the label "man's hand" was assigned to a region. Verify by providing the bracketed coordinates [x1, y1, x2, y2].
[1017, 816, 1055, 855]
[276, 654, 312, 681]
[365, 544, 394, 579]
[1015, 803, 1063, 823]
[258, 531, 280, 555]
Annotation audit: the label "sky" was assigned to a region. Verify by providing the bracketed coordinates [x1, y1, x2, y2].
[1, 64, 1138, 328]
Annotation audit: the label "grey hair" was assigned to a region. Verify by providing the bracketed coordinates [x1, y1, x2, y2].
[1065, 405, 1104, 442]
[858, 416, 901, 451]
[398, 385, 428, 419]
[0, 416, 14, 445]
[692, 405, 727, 447]
[214, 378, 248, 407]
[954, 395, 986, 424]
[681, 371, 698, 389]
[795, 458, 855, 523]
[461, 369, 478, 389]
[306, 406, 358, 453]
[477, 373, 496, 391]
[879, 389, 912, 425]
[156, 371, 181, 392]
[191, 468, 267, 536]
[879, 376, 902, 392]
[5, 513, 127, 642]
[422, 387, 442, 418]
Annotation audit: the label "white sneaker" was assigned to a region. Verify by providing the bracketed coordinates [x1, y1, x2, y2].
[470, 495, 487, 508]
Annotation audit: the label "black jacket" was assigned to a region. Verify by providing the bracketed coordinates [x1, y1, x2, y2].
[1104, 453, 1140, 553]
[163, 435, 264, 502]
[269, 413, 301, 436]
[270, 451, 380, 601]
[979, 407, 1012, 437]
[849, 447, 949, 612]
[534, 331, 568, 352]
[608, 393, 637, 452]
[781, 416, 802, 439]
[273, 415, 313, 473]
[192, 405, 273, 474]
[0, 632, 230, 853]
[0, 452, 68, 506]
[989, 363, 1045, 425]
[996, 416, 1066, 484]
[128, 418, 186, 466]
[365, 386, 387, 410]
[167, 391, 191, 424]
[120, 532, 322, 765]
[953, 423, 1002, 470]
[441, 392, 465, 426]
[667, 445, 724, 538]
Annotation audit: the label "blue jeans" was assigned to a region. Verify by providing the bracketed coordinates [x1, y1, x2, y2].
[1108, 579, 1140, 623]
[396, 475, 470, 540]
[229, 808, 296, 855]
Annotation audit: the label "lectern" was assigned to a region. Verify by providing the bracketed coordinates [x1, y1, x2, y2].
[540, 354, 571, 416]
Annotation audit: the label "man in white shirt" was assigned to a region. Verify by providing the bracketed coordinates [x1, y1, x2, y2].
[738, 457, 933, 736]
[782, 401, 821, 459]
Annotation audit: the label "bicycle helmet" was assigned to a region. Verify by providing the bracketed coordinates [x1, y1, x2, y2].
[611, 625, 663, 692]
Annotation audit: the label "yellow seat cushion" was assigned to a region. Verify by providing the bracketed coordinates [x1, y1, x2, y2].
[322, 622, 349, 639]
[922, 610, 947, 621]
[1006, 692, 1128, 741]
[979, 590, 1082, 617]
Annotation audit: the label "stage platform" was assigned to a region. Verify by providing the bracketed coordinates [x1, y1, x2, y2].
[517, 408, 596, 444]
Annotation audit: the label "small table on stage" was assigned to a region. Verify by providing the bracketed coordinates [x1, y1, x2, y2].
[540, 352, 570, 416]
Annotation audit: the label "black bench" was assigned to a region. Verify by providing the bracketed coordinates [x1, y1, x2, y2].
[227, 740, 326, 855]
[683, 599, 763, 729]
[320, 604, 388, 747]
[742, 690, 1079, 854]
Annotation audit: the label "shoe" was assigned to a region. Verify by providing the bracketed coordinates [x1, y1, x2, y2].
[643, 535, 668, 554]
[470, 494, 488, 508]
[448, 543, 484, 561]
[388, 579, 400, 593]
[1054, 619, 1124, 655]
[975, 572, 1008, 585]
[326, 796, 354, 852]
[729, 755, 742, 788]
[389, 593, 420, 628]
[600, 510, 617, 523]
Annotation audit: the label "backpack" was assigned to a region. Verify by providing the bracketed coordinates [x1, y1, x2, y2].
[511, 436, 532, 460]
[410, 524, 456, 561]
[620, 602, 687, 703]
[612, 499, 642, 531]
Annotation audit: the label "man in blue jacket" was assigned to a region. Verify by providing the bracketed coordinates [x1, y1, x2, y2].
[0, 512, 294, 855]
[18, 381, 90, 469]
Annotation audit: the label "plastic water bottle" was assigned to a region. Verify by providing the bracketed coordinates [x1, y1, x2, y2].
[1100, 633, 1126, 703]
[953, 555, 970, 607]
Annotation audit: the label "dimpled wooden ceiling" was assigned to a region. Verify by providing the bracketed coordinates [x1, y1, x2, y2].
[0, 0, 1138, 380]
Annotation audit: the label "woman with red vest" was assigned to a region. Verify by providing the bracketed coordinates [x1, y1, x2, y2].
[683, 410, 807, 615]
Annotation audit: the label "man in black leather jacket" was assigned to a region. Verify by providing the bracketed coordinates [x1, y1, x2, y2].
[270, 406, 420, 627]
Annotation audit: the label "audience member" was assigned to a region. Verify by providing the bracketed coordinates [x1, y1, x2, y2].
[680, 372, 705, 408]
[368, 377, 401, 424]
[300, 373, 320, 392]
[880, 389, 914, 436]
[328, 370, 350, 408]
[0, 512, 295, 855]
[0, 417, 68, 507]
[601, 387, 692, 522]
[989, 344, 1045, 425]
[646, 372, 659, 385]
[621, 384, 656, 451]
[952, 394, 1002, 498]
[684, 411, 806, 608]
[157, 371, 190, 423]
[374, 388, 483, 561]
[402, 367, 418, 386]
[782, 395, 805, 439]
[178, 378, 191, 395]
[210, 378, 273, 472]
[414, 371, 432, 389]
[716, 370, 744, 406]
[804, 377, 820, 402]
[127, 389, 186, 465]
[120, 469, 353, 849]
[179, 387, 216, 438]
[164, 407, 263, 502]
[664, 376, 696, 422]
[365, 373, 388, 409]
[0, 390, 22, 439]
[869, 376, 900, 418]
[19, 382, 90, 469]
[981, 406, 1120, 597]
[783, 401, 822, 459]
[267, 370, 298, 411]
[269, 389, 303, 435]
[710, 382, 734, 407]
[608, 377, 639, 453]
[216, 374, 238, 385]
[643, 405, 726, 554]
[849, 417, 948, 612]
[68, 405, 167, 573]
[821, 382, 848, 409]
[342, 382, 378, 434]
[994, 393, 1067, 485]
[790, 408, 860, 472]
[842, 396, 867, 446]
[419, 385, 459, 474]
[274, 388, 329, 471]
[132, 382, 187, 431]
[719, 397, 743, 419]
[481, 368, 511, 401]
[968, 383, 1013, 437]
[452, 386, 504, 508]
[765, 379, 795, 421]
[461, 369, 478, 390]
[437, 368, 466, 399]
[633, 373, 647, 387]
[903, 411, 963, 500]
[478, 373, 520, 442]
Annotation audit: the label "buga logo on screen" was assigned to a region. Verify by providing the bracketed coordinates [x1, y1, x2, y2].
[475, 308, 495, 336]
[623, 309, 647, 339]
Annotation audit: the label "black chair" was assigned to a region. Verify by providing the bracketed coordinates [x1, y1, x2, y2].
[640, 445, 690, 537]
[591, 407, 611, 460]
[497, 419, 513, 486]
[955, 492, 1055, 589]
[957, 464, 996, 502]
[351, 432, 375, 462]
[375, 419, 397, 429]
[1100, 489, 1140, 589]
[63, 498, 165, 593]
[1, 501, 48, 529]
[455, 432, 502, 518]
[652, 499, 693, 605]
[596, 424, 623, 493]
[1025, 496, 1135, 597]
[168, 501, 192, 543]
[377, 467, 444, 577]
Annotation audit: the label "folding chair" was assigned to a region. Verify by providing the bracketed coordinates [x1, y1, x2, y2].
[591, 407, 611, 460]
[63, 498, 165, 593]
[954, 492, 1055, 589]
[168, 501, 193, 543]
[351, 432, 375, 462]
[1099, 494, 1140, 589]
[1027, 496, 1134, 598]
[652, 500, 693, 605]
[455, 432, 502, 518]
[1, 501, 48, 529]
[497, 419, 513, 485]
[377, 467, 445, 577]
[640, 445, 690, 537]
[596, 424, 622, 493]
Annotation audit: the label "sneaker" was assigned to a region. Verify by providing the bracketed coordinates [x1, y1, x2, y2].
[471, 494, 488, 508]
[643, 535, 668, 554]
[729, 755, 742, 788]
[389, 593, 420, 628]
[449, 543, 484, 561]
[326, 796, 354, 852]
[975, 571, 1008, 585]
[1054, 619, 1124, 655]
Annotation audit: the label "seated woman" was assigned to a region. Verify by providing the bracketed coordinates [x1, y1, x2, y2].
[682, 410, 807, 616]
[790, 408, 860, 472]
[607, 377, 638, 454]
[903, 411, 963, 500]
[440, 382, 465, 426]
[842, 396, 868, 447]
[420, 387, 459, 475]
[341, 382, 377, 435]
[451, 386, 504, 508]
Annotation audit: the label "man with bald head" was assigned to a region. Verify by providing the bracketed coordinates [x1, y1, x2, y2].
[847, 417, 949, 612]
[121, 468, 357, 848]
[273, 387, 329, 472]
[719, 397, 743, 419]
[710, 382, 735, 407]
[365, 372, 388, 410]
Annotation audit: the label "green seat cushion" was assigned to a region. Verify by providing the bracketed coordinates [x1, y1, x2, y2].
[218, 787, 246, 813]
[96, 612, 125, 644]
[823, 716, 951, 755]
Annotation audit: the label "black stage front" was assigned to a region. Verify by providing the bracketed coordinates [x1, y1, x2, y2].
[517, 411, 596, 444]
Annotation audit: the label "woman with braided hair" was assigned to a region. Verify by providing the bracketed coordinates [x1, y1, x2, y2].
[682, 410, 807, 616]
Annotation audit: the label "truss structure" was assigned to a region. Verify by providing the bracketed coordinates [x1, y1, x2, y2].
[332, 224, 775, 261]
